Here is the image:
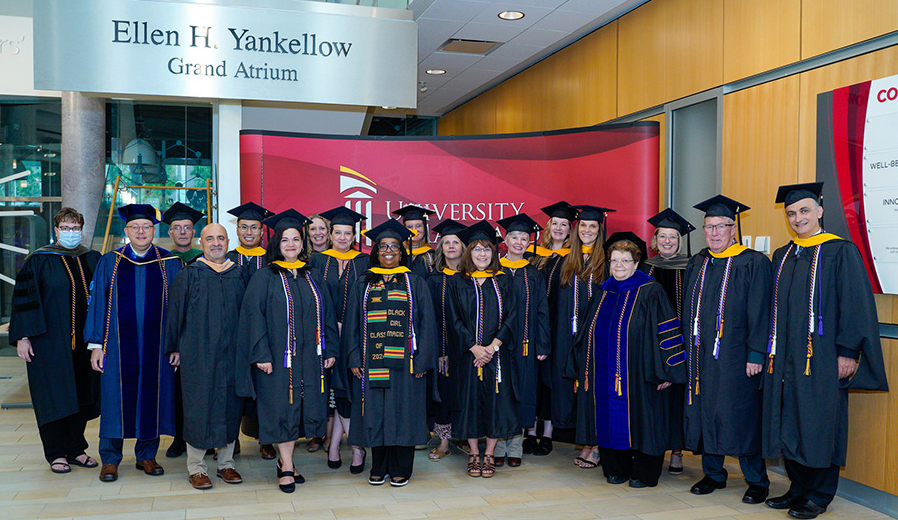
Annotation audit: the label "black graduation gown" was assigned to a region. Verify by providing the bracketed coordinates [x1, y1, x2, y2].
[164, 261, 249, 449]
[308, 251, 370, 409]
[9, 247, 101, 426]
[408, 247, 435, 278]
[342, 273, 438, 447]
[449, 272, 520, 439]
[226, 248, 267, 279]
[547, 266, 602, 429]
[682, 246, 772, 456]
[567, 271, 687, 454]
[427, 269, 460, 417]
[762, 237, 888, 468]
[643, 255, 689, 451]
[236, 265, 339, 445]
[502, 260, 551, 428]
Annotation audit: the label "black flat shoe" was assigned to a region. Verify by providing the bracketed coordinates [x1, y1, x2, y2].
[278, 471, 296, 493]
[532, 437, 553, 456]
[165, 438, 186, 458]
[368, 475, 386, 485]
[743, 485, 769, 504]
[606, 475, 629, 485]
[629, 479, 648, 488]
[788, 498, 827, 519]
[767, 490, 801, 510]
[350, 448, 367, 474]
[668, 463, 683, 475]
[522, 436, 538, 455]
[328, 457, 342, 469]
[390, 476, 409, 487]
[690, 475, 726, 495]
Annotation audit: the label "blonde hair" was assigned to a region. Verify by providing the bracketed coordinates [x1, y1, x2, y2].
[650, 227, 684, 256]
[559, 221, 605, 287]
[533, 216, 573, 269]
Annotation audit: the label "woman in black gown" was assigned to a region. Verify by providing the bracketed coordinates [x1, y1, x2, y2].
[643, 208, 695, 474]
[449, 221, 518, 478]
[237, 209, 339, 493]
[342, 219, 437, 486]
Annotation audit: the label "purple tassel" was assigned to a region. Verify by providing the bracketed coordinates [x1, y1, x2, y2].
[284, 349, 290, 368]
[817, 316, 823, 336]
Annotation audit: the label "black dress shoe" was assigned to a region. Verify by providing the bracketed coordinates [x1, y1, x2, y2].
[532, 437, 553, 456]
[629, 479, 648, 488]
[743, 485, 769, 504]
[327, 457, 342, 469]
[788, 498, 827, 519]
[767, 490, 801, 510]
[350, 448, 367, 475]
[278, 471, 296, 493]
[606, 475, 629, 485]
[165, 438, 186, 458]
[522, 436, 538, 455]
[690, 475, 726, 495]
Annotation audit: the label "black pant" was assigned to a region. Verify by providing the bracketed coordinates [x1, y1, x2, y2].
[784, 459, 841, 507]
[598, 447, 665, 487]
[371, 446, 415, 479]
[38, 411, 90, 463]
[172, 369, 184, 442]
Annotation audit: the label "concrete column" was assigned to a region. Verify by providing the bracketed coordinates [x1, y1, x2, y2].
[214, 100, 243, 242]
[61, 91, 106, 248]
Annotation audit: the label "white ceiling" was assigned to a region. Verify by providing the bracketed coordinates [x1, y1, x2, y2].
[409, 0, 648, 117]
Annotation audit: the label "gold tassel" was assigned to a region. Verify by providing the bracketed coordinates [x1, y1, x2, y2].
[478, 366, 483, 380]
[320, 374, 325, 393]
[523, 339, 529, 357]
[289, 385, 294, 405]
[410, 355, 414, 374]
[695, 377, 700, 395]
[805, 357, 811, 376]
[768, 354, 774, 374]
[614, 373, 622, 396]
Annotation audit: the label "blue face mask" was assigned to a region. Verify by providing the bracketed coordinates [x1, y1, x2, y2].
[58, 230, 82, 248]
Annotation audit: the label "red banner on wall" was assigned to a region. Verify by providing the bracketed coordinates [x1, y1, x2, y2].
[240, 122, 660, 245]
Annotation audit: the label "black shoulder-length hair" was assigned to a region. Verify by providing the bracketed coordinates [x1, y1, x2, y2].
[364, 236, 410, 285]
[266, 224, 311, 272]
[458, 239, 500, 279]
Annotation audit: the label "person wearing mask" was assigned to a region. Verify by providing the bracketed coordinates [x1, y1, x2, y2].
[10, 207, 101, 474]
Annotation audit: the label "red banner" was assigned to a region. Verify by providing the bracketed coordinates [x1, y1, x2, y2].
[240, 123, 660, 246]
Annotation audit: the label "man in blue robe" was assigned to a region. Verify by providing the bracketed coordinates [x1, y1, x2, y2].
[85, 204, 182, 482]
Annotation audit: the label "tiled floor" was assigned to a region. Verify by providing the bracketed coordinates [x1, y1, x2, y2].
[0, 357, 890, 520]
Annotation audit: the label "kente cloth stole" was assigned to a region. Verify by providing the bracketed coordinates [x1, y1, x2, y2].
[365, 277, 410, 388]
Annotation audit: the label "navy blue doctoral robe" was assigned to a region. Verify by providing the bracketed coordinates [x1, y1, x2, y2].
[84, 244, 182, 440]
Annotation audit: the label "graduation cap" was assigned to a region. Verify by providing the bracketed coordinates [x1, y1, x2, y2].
[117, 204, 161, 224]
[227, 202, 274, 222]
[391, 204, 436, 222]
[603, 231, 648, 264]
[457, 220, 501, 246]
[497, 214, 543, 235]
[162, 202, 203, 225]
[694, 194, 750, 241]
[572, 204, 615, 223]
[648, 208, 696, 256]
[775, 182, 824, 207]
[263, 209, 311, 233]
[541, 201, 578, 222]
[362, 218, 414, 243]
[432, 218, 465, 238]
[319, 206, 366, 227]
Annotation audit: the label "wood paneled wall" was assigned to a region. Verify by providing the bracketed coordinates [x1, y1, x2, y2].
[721, 76, 801, 249]
[437, 0, 898, 498]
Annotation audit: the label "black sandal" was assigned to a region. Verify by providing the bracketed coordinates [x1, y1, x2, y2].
[67, 454, 98, 468]
[50, 459, 71, 474]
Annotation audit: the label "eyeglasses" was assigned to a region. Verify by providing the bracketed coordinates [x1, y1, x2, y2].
[609, 258, 634, 265]
[472, 247, 492, 254]
[126, 224, 154, 233]
[238, 224, 262, 233]
[378, 243, 401, 252]
[58, 226, 82, 232]
[170, 225, 193, 232]
[702, 223, 735, 233]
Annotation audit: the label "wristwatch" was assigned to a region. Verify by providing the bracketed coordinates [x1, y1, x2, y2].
[493, 344, 500, 352]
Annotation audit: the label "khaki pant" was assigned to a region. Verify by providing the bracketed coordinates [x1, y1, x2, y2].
[186, 442, 236, 476]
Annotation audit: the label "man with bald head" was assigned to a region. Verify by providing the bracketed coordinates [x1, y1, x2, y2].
[165, 224, 250, 489]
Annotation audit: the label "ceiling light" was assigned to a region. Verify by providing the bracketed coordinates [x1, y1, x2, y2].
[381, 106, 397, 109]
[419, 82, 428, 93]
[426, 69, 446, 75]
[498, 11, 524, 21]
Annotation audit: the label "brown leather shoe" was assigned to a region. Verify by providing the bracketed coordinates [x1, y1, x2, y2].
[99, 463, 118, 482]
[216, 468, 243, 484]
[306, 437, 323, 452]
[189, 472, 213, 489]
[135, 459, 165, 476]
[507, 457, 522, 467]
[260, 444, 277, 460]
